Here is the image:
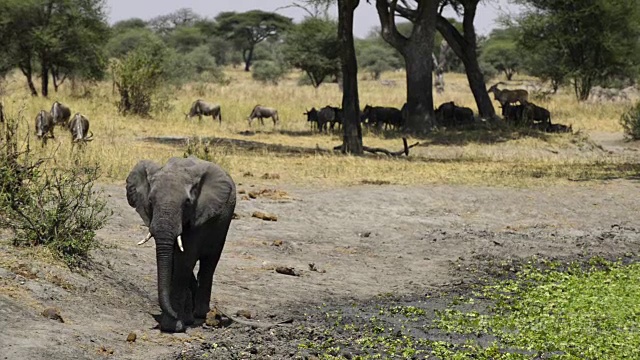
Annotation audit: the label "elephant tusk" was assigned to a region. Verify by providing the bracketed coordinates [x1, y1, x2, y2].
[177, 235, 184, 252]
[138, 232, 152, 245]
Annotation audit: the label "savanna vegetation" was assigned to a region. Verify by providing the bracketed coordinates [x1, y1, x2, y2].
[1, 0, 640, 356]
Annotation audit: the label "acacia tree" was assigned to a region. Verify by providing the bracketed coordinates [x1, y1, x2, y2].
[338, 0, 363, 154]
[215, 10, 293, 71]
[283, 18, 340, 88]
[515, 0, 640, 100]
[434, 0, 495, 118]
[372, 0, 440, 132]
[480, 27, 520, 81]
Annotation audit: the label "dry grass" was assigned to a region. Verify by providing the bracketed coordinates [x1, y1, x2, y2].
[0, 68, 636, 188]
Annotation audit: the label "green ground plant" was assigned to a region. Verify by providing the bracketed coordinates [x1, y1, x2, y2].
[0, 109, 111, 268]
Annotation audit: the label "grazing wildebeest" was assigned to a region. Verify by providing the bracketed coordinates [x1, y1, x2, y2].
[362, 105, 403, 130]
[434, 102, 475, 128]
[51, 101, 71, 126]
[304, 106, 342, 132]
[35, 110, 55, 146]
[488, 83, 529, 107]
[69, 113, 94, 149]
[321, 106, 343, 131]
[304, 108, 319, 130]
[185, 100, 222, 124]
[247, 105, 279, 127]
[502, 102, 552, 131]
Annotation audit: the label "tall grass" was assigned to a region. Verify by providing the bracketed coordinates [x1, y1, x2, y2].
[0, 68, 633, 187]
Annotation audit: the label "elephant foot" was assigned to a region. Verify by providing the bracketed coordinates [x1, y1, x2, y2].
[183, 312, 195, 326]
[160, 314, 185, 333]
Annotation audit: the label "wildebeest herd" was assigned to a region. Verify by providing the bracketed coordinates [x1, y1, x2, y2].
[184, 84, 570, 134]
[32, 85, 568, 150]
[34, 101, 94, 147]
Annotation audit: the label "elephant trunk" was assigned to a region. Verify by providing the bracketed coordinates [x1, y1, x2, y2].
[155, 240, 178, 320]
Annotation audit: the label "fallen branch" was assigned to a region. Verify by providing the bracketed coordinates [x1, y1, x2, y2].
[333, 138, 419, 156]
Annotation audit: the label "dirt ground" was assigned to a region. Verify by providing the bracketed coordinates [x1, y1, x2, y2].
[2, 134, 640, 359]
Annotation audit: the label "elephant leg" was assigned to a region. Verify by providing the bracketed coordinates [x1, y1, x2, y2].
[182, 274, 197, 326]
[194, 220, 231, 318]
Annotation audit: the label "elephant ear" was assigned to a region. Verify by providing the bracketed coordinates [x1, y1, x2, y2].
[189, 159, 236, 228]
[126, 160, 161, 226]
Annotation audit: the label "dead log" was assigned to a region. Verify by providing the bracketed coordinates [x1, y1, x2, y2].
[333, 138, 419, 156]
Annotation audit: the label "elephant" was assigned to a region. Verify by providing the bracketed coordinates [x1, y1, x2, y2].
[126, 156, 236, 332]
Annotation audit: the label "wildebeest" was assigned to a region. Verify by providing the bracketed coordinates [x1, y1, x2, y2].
[502, 102, 551, 130]
[304, 107, 319, 130]
[304, 106, 343, 132]
[434, 102, 475, 128]
[35, 110, 55, 146]
[68, 113, 94, 149]
[0, 102, 4, 123]
[185, 100, 222, 124]
[362, 105, 403, 130]
[51, 101, 71, 126]
[488, 83, 529, 106]
[247, 105, 279, 127]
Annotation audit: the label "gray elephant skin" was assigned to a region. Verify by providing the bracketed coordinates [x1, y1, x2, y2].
[126, 157, 236, 332]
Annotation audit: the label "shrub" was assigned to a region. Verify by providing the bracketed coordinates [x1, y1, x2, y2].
[252, 60, 287, 85]
[183, 138, 231, 172]
[0, 109, 111, 268]
[111, 41, 165, 116]
[620, 101, 640, 140]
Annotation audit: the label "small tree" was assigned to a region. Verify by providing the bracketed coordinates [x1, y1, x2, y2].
[111, 42, 165, 116]
[357, 41, 402, 80]
[252, 60, 287, 85]
[283, 17, 340, 88]
[215, 10, 293, 71]
[480, 28, 520, 81]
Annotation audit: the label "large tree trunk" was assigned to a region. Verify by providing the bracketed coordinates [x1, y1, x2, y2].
[436, 4, 496, 119]
[19, 64, 38, 97]
[243, 47, 254, 72]
[375, 0, 438, 133]
[404, 44, 436, 131]
[41, 61, 49, 98]
[338, 0, 363, 154]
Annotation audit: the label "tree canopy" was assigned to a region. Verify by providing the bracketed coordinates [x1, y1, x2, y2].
[515, 0, 640, 100]
[0, 0, 109, 96]
[215, 10, 293, 71]
[283, 17, 340, 88]
[480, 27, 520, 81]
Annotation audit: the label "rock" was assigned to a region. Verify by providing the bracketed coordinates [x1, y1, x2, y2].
[275, 266, 301, 277]
[205, 308, 222, 327]
[238, 189, 246, 194]
[241, 195, 250, 201]
[248, 192, 258, 199]
[261, 173, 280, 180]
[236, 309, 252, 319]
[126, 332, 137, 342]
[232, 213, 240, 220]
[271, 240, 283, 247]
[252, 211, 278, 222]
[41, 307, 64, 323]
[243, 171, 254, 177]
[308, 263, 326, 273]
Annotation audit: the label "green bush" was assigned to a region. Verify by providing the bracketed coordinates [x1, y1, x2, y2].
[0, 110, 111, 268]
[620, 101, 640, 140]
[252, 60, 287, 85]
[111, 41, 165, 116]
